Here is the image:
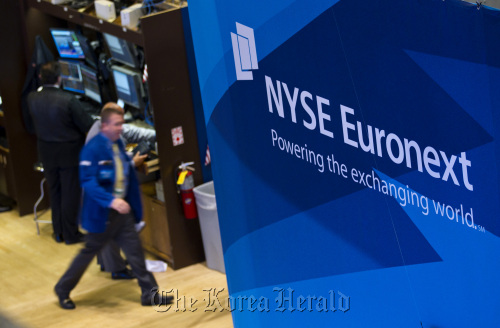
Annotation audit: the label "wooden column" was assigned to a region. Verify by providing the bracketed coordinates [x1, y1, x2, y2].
[141, 8, 205, 269]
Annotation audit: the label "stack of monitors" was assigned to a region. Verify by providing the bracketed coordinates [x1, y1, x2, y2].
[51, 29, 146, 110]
[50, 28, 102, 104]
[103, 33, 145, 110]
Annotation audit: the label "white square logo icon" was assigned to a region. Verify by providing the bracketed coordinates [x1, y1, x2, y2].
[231, 23, 258, 80]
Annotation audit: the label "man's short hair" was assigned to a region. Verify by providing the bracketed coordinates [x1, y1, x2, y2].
[101, 102, 125, 113]
[101, 103, 124, 123]
[40, 61, 61, 85]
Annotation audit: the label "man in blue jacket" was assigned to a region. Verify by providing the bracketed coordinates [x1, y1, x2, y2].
[86, 102, 152, 281]
[54, 105, 166, 309]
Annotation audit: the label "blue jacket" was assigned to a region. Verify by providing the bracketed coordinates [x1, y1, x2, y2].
[79, 133, 142, 233]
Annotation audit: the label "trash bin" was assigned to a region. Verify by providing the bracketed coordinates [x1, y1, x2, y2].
[193, 181, 225, 273]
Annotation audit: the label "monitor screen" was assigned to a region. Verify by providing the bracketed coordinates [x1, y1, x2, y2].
[103, 33, 139, 68]
[50, 29, 85, 60]
[81, 66, 102, 104]
[76, 33, 97, 69]
[61, 78, 85, 94]
[58, 60, 85, 94]
[111, 65, 144, 109]
[59, 59, 82, 80]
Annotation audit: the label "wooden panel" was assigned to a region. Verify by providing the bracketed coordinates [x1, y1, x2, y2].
[150, 198, 173, 260]
[141, 8, 205, 269]
[140, 193, 155, 249]
[140, 193, 173, 263]
[0, 0, 50, 214]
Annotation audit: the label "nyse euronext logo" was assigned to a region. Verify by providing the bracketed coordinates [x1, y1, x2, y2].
[231, 22, 259, 80]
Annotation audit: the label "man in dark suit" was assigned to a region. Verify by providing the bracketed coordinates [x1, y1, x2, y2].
[27, 61, 93, 244]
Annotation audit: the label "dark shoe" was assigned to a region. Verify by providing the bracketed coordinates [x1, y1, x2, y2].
[55, 289, 76, 310]
[0, 205, 11, 213]
[52, 233, 64, 243]
[59, 298, 76, 310]
[142, 294, 174, 306]
[141, 288, 174, 306]
[65, 232, 85, 245]
[111, 268, 135, 280]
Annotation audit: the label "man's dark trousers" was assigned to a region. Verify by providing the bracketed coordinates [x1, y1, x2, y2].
[44, 165, 80, 242]
[55, 210, 157, 303]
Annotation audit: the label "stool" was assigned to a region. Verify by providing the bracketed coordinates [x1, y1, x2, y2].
[33, 162, 50, 235]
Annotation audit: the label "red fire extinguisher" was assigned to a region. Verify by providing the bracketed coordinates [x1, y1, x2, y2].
[176, 162, 197, 219]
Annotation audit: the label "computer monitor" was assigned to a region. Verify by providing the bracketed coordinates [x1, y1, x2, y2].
[76, 33, 98, 69]
[58, 59, 85, 94]
[111, 65, 145, 109]
[103, 33, 140, 68]
[50, 28, 85, 60]
[81, 65, 102, 104]
[59, 59, 82, 80]
[61, 78, 85, 94]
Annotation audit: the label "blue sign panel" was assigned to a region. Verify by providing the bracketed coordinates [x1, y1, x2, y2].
[188, 0, 500, 326]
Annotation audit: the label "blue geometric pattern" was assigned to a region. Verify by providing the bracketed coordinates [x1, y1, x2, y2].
[188, 0, 500, 326]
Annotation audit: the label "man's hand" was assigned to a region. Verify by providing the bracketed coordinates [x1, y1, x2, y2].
[110, 198, 131, 214]
[132, 152, 148, 168]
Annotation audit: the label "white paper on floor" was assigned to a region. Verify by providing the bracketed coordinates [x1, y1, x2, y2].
[145, 259, 168, 272]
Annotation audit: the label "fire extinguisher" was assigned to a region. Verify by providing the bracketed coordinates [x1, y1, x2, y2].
[176, 162, 198, 219]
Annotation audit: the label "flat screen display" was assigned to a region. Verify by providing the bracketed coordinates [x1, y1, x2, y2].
[111, 65, 144, 109]
[50, 29, 85, 60]
[58, 59, 85, 94]
[103, 33, 139, 68]
[61, 78, 85, 94]
[81, 66, 102, 104]
[59, 59, 82, 80]
[76, 33, 97, 69]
